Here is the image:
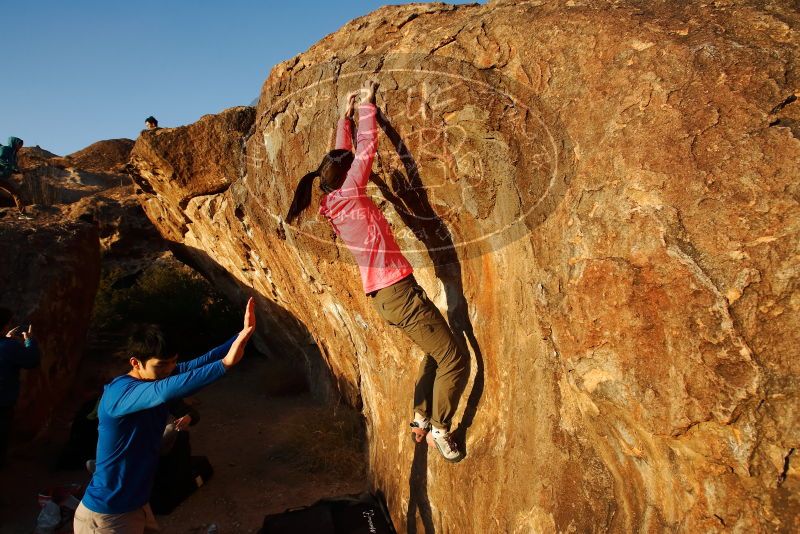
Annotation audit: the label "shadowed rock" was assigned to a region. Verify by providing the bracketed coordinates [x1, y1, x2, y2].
[0, 138, 167, 438]
[0, 219, 100, 439]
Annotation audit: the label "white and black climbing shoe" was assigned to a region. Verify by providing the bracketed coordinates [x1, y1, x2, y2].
[427, 427, 464, 463]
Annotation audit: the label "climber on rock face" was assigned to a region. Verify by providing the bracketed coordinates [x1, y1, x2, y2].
[286, 80, 468, 463]
[144, 116, 158, 130]
[74, 298, 257, 533]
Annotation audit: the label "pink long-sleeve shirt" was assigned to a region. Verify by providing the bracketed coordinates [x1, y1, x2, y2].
[319, 103, 413, 294]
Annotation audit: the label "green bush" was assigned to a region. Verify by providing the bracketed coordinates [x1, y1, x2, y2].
[91, 260, 240, 356]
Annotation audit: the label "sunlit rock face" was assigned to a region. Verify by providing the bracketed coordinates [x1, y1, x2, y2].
[129, 0, 799, 531]
[13, 138, 166, 274]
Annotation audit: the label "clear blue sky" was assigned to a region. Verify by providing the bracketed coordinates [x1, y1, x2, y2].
[1, 1, 480, 156]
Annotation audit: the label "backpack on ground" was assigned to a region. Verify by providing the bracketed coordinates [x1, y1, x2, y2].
[58, 397, 101, 470]
[150, 431, 213, 514]
[258, 492, 396, 534]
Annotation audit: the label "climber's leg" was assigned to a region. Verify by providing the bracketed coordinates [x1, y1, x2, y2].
[370, 275, 468, 431]
[413, 355, 436, 424]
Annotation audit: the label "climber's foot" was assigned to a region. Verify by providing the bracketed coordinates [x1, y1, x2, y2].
[426, 426, 464, 463]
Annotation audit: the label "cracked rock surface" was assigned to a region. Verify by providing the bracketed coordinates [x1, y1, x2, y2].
[129, 1, 799, 531]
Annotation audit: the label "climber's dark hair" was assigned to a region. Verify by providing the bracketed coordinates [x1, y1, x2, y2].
[145, 116, 158, 126]
[285, 149, 355, 224]
[127, 323, 175, 363]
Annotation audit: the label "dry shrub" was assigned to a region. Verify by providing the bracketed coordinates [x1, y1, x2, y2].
[273, 404, 367, 479]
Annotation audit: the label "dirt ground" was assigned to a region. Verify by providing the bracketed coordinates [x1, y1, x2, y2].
[0, 354, 368, 533]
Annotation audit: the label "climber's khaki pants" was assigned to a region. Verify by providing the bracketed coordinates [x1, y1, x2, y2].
[74, 501, 159, 533]
[370, 275, 468, 430]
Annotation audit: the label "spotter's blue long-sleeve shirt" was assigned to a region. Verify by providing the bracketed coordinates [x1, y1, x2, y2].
[81, 335, 237, 514]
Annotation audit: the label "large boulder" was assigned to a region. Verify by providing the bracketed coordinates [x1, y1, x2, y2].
[129, 0, 799, 531]
[128, 107, 338, 399]
[0, 219, 100, 438]
[0, 138, 166, 437]
[11, 139, 135, 207]
[9, 139, 166, 276]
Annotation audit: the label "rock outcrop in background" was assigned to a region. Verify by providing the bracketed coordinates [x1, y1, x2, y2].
[0, 219, 100, 439]
[129, 0, 799, 531]
[1, 139, 166, 437]
[14, 139, 166, 276]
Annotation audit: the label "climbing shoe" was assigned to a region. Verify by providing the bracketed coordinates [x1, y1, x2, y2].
[427, 427, 464, 463]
